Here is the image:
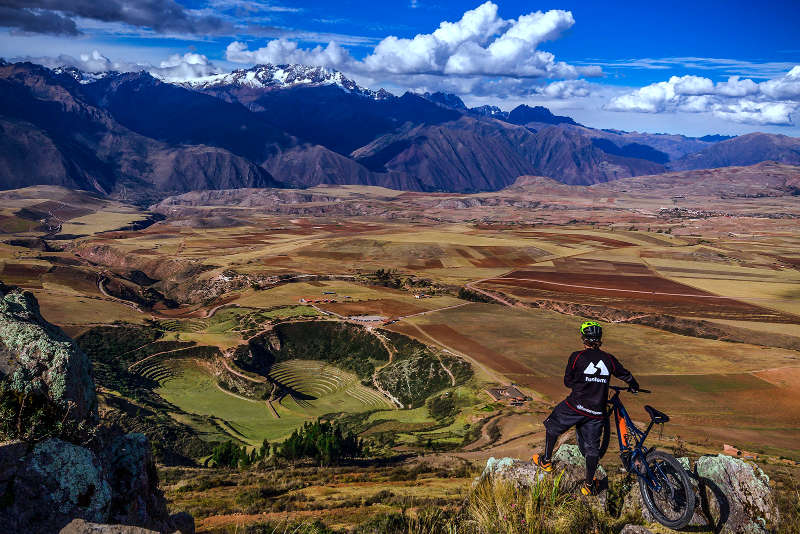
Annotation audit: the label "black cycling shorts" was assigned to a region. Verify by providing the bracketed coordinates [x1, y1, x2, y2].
[543, 400, 605, 458]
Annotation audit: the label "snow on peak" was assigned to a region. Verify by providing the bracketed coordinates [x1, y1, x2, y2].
[185, 64, 391, 99]
[52, 66, 116, 84]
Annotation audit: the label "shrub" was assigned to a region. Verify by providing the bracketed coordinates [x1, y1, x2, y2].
[277, 420, 362, 466]
[0, 379, 92, 444]
[426, 393, 457, 420]
[458, 287, 495, 303]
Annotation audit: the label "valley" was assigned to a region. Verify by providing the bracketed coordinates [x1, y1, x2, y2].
[0, 166, 798, 531]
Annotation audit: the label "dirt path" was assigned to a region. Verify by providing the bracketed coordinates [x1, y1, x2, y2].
[401, 322, 511, 387]
[367, 328, 403, 408]
[97, 277, 144, 313]
[397, 302, 472, 319]
[463, 280, 516, 307]
[214, 382, 260, 403]
[437, 356, 456, 386]
[463, 413, 504, 452]
[220, 357, 267, 383]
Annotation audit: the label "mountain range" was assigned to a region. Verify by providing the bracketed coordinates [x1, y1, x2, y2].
[1, 60, 799, 201]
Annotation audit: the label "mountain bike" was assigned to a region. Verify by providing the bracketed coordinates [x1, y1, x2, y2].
[581, 385, 696, 529]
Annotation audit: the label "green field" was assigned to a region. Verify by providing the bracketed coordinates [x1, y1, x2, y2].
[155, 359, 392, 445]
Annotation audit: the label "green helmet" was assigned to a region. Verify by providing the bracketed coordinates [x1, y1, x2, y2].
[580, 320, 602, 340]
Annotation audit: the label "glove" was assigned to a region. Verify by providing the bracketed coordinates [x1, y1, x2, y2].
[629, 378, 640, 393]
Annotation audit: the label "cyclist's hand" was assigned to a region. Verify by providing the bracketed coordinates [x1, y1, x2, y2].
[629, 379, 640, 394]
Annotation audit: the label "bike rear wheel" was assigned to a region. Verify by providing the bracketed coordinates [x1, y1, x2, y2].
[638, 450, 695, 529]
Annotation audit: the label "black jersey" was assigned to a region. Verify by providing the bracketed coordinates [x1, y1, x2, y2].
[564, 348, 634, 417]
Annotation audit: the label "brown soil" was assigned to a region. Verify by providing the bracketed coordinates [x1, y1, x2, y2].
[515, 231, 635, 248]
[319, 299, 426, 318]
[482, 270, 798, 322]
[417, 323, 537, 378]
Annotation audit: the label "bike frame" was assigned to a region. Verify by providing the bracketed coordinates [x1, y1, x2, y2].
[607, 387, 666, 492]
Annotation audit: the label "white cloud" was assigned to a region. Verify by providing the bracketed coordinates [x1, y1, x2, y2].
[154, 52, 219, 81]
[19, 49, 221, 82]
[583, 57, 798, 79]
[225, 39, 351, 68]
[538, 79, 591, 99]
[225, 2, 599, 80]
[605, 68, 800, 125]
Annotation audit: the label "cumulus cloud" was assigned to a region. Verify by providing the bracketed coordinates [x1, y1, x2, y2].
[0, 0, 232, 35]
[21, 49, 221, 82]
[226, 2, 600, 80]
[606, 67, 800, 125]
[225, 39, 351, 67]
[538, 79, 592, 99]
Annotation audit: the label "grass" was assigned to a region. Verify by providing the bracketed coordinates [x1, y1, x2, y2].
[32, 289, 147, 325]
[156, 361, 302, 444]
[156, 358, 392, 445]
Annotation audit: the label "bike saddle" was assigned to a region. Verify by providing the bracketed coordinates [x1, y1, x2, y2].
[645, 405, 669, 424]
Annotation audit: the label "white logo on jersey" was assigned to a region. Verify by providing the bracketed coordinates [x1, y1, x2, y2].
[583, 360, 609, 376]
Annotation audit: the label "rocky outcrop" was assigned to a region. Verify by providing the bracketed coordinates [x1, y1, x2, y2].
[481, 444, 606, 495]
[0, 287, 97, 420]
[695, 454, 778, 534]
[622, 454, 779, 534]
[1, 438, 111, 531]
[619, 526, 654, 534]
[483, 447, 779, 534]
[0, 288, 193, 533]
[61, 519, 159, 533]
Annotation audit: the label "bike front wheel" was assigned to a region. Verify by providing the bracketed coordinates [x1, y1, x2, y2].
[638, 450, 696, 529]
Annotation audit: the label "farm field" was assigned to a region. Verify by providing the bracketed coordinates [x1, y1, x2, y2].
[393, 302, 800, 455]
[1, 182, 799, 464]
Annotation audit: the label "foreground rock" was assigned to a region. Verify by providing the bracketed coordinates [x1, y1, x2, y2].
[481, 444, 608, 507]
[484, 446, 779, 534]
[621, 454, 778, 534]
[60, 518, 159, 533]
[0, 287, 193, 533]
[695, 454, 778, 534]
[0, 287, 97, 420]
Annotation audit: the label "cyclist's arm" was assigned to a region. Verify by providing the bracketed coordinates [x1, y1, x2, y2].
[564, 352, 579, 388]
[609, 354, 635, 384]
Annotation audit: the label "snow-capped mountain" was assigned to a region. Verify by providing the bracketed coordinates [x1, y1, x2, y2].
[52, 66, 117, 84]
[185, 64, 393, 100]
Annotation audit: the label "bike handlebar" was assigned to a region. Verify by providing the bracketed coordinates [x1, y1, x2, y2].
[609, 385, 651, 394]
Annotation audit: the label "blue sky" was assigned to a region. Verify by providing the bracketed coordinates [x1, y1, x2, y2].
[2, 0, 799, 136]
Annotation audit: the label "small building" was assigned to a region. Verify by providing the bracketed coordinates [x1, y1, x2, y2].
[486, 384, 529, 404]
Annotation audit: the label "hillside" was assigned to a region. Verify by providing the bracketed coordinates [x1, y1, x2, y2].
[671, 132, 800, 170]
[2, 60, 800, 199]
[0, 62, 282, 201]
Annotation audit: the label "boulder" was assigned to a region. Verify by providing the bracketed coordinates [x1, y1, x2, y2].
[621, 454, 778, 534]
[0, 288, 96, 420]
[60, 518, 159, 533]
[1, 438, 112, 532]
[102, 433, 168, 527]
[0, 289, 194, 533]
[481, 456, 547, 487]
[480, 444, 607, 502]
[620, 526, 654, 534]
[695, 454, 778, 534]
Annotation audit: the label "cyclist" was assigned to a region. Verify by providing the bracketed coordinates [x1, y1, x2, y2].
[532, 320, 639, 496]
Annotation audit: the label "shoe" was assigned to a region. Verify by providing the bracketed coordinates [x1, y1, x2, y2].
[580, 479, 599, 496]
[531, 453, 553, 472]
